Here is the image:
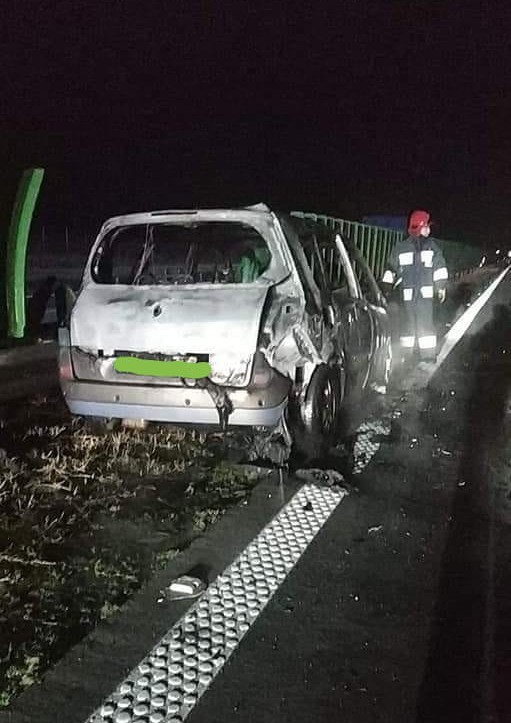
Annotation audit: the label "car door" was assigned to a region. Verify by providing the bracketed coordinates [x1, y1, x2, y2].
[330, 232, 375, 385]
[298, 229, 337, 347]
[311, 231, 353, 357]
[349, 243, 391, 371]
[308, 229, 368, 385]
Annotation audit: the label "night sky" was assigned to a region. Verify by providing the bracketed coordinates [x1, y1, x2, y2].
[1, 2, 509, 246]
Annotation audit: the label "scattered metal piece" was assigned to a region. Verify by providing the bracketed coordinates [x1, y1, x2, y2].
[373, 384, 387, 395]
[368, 525, 383, 534]
[226, 464, 274, 481]
[295, 468, 346, 489]
[352, 419, 391, 473]
[162, 575, 207, 602]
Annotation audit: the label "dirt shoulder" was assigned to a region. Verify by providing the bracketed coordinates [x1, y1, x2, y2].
[0, 397, 271, 709]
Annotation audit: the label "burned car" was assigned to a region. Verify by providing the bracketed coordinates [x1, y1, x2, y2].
[59, 204, 392, 462]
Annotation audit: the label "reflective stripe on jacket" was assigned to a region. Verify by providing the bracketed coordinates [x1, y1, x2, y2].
[381, 237, 448, 295]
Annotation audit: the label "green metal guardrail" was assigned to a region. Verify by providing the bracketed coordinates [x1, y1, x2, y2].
[435, 238, 482, 277]
[291, 211, 482, 279]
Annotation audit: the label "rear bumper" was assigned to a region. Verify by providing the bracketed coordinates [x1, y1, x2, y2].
[60, 378, 289, 428]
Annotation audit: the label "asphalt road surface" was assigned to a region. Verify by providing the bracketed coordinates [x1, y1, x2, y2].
[2, 268, 510, 723]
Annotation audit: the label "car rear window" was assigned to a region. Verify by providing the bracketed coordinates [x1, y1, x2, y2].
[91, 222, 271, 285]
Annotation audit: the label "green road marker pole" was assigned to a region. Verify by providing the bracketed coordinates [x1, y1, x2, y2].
[6, 168, 45, 339]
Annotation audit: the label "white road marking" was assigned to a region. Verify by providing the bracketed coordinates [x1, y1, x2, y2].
[85, 484, 346, 723]
[436, 266, 510, 367]
[401, 266, 510, 390]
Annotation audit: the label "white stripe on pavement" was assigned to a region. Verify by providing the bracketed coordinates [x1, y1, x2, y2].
[85, 484, 346, 723]
[401, 265, 510, 390]
[436, 265, 510, 367]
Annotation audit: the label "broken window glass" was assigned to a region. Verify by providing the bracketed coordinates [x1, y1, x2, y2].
[91, 222, 271, 285]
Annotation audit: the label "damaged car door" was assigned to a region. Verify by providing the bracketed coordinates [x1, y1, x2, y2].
[325, 231, 370, 389]
[348, 241, 392, 391]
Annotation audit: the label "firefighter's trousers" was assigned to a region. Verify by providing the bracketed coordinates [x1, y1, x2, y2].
[398, 292, 437, 360]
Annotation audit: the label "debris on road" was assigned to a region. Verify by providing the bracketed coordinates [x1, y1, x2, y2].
[351, 419, 392, 473]
[161, 575, 208, 602]
[295, 468, 348, 490]
[368, 525, 384, 535]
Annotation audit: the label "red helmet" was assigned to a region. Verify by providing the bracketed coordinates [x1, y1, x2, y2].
[408, 209, 431, 237]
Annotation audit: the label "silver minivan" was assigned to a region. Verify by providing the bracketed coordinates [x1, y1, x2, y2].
[59, 204, 391, 461]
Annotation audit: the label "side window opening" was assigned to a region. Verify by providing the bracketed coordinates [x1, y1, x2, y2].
[278, 216, 322, 314]
[318, 237, 349, 294]
[348, 244, 382, 306]
[333, 233, 360, 300]
[302, 235, 329, 300]
[311, 230, 355, 305]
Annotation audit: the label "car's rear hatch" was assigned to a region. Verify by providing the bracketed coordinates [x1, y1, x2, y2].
[69, 284, 271, 387]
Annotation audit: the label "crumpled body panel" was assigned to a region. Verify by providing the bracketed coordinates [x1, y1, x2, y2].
[69, 208, 338, 390]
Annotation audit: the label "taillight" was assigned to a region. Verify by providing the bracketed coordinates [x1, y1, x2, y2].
[59, 347, 74, 381]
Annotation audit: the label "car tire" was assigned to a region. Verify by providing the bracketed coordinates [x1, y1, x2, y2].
[290, 364, 345, 466]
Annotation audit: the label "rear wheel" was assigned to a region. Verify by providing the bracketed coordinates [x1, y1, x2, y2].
[290, 364, 345, 466]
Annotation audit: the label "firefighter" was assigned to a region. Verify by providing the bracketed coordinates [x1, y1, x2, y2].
[381, 210, 448, 361]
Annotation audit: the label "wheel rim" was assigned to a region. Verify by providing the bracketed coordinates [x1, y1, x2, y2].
[320, 377, 337, 434]
[300, 366, 344, 441]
